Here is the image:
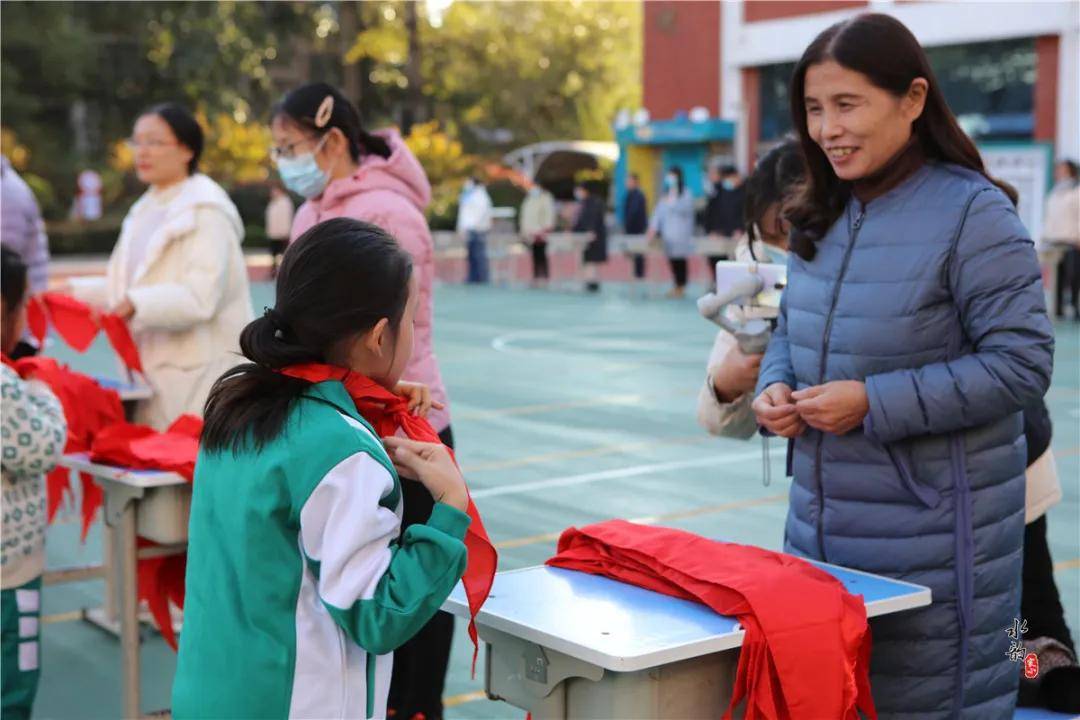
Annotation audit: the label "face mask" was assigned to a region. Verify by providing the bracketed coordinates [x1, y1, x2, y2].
[528, 186, 540, 197]
[722, 180, 736, 191]
[664, 174, 677, 191]
[275, 136, 330, 199]
[760, 242, 788, 265]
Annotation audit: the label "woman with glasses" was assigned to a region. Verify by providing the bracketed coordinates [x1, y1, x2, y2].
[68, 103, 253, 429]
[268, 82, 456, 720]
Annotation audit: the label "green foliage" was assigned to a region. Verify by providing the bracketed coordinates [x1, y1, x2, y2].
[1, 0, 641, 242]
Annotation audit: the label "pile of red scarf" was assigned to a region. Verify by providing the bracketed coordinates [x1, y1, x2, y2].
[281, 363, 497, 673]
[3, 353, 196, 649]
[547, 520, 875, 720]
[89, 415, 204, 651]
[27, 292, 143, 373]
[2, 355, 124, 536]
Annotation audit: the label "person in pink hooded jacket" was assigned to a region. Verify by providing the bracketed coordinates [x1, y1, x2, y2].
[270, 82, 456, 720]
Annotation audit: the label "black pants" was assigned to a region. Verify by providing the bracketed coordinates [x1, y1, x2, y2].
[531, 241, 549, 280]
[1056, 248, 1080, 318]
[630, 253, 646, 280]
[388, 426, 456, 720]
[268, 238, 287, 277]
[1022, 515, 1076, 654]
[669, 257, 688, 288]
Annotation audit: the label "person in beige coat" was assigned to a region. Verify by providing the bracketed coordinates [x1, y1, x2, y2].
[68, 103, 253, 429]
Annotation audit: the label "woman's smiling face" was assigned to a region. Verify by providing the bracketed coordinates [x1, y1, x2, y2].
[803, 60, 927, 181]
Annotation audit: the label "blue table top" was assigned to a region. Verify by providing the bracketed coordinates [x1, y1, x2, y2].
[444, 561, 930, 672]
[93, 376, 152, 401]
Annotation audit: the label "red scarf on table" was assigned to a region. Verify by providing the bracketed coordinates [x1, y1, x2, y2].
[88, 414, 203, 651]
[26, 293, 143, 373]
[280, 363, 497, 673]
[547, 520, 875, 720]
[2, 354, 125, 537]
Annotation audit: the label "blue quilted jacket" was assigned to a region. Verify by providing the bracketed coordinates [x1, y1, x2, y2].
[757, 162, 1054, 719]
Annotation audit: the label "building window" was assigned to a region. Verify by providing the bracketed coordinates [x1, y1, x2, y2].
[755, 37, 1036, 144]
[759, 62, 796, 142]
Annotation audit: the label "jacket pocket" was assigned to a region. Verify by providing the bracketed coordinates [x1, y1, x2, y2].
[881, 439, 942, 509]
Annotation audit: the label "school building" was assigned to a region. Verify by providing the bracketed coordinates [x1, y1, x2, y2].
[616, 0, 1079, 217]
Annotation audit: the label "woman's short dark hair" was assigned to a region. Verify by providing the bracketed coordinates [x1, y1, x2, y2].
[1060, 159, 1080, 180]
[143, 103, 203, 175]
[745, 138, 805, 242]
[201, 218, 413, 453]
[785, 13, 1017, 260]
[273, 82, 392, 162]
[1, 246, 28, 310]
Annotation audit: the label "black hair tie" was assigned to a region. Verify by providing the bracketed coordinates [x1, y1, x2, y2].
[263, 307, 288, 340]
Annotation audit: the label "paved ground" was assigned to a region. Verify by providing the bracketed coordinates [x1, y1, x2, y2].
[30, 278, 1080, 719]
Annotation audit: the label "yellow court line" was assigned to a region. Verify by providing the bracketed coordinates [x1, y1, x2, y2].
[1054, 558, 1080, 572]
[42, 610, 84, 625]
[494, 492, 789, 550]
[462, 433, 713, 473]
[442, 690, 488, 708]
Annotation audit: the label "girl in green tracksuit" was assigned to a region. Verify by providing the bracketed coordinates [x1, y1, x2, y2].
[173, 218, 471, 719]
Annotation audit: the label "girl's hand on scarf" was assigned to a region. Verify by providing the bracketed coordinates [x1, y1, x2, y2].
[382, 436, 467, 512]
[393, 381, 444, 417]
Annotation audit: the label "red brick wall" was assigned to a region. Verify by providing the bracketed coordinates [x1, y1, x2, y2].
[1034, 35, 1059, 143]
[742, 67, 761, 165]
[643, 1, 721, 118]
[743, 1, 867, 23]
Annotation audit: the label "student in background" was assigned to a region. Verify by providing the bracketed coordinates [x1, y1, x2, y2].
[264, 183, 294, 278]
[646, 167, 695, 299]
[519, 181, 556, 287]
[457, 177, 493, 284]
[1, 247, 67, 720]
[703, 163, 746, 285]
[622, 173, 649, 285]
[573, 181, 608, 293]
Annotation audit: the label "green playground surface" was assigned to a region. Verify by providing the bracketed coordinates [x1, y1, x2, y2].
[32, 281, 1080, 719]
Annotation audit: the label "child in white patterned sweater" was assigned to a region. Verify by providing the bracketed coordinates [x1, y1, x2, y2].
[1, 247, 66, 720]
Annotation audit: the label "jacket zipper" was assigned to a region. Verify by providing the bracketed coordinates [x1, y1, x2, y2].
[813, 203, 866, 561]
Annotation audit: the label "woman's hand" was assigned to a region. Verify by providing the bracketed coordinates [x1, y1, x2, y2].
[710, 345, 763, 403]
[393, 381, 444, 417]
[792, 381, 869, 435]
[382, 436, 468, 512]
[752, 383, 806, 438]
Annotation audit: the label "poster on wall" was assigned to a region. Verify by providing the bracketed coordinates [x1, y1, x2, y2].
[979, 144, 1052, 244]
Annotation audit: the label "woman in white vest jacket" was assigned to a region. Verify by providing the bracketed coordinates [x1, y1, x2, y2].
[69, 103, 253, 429]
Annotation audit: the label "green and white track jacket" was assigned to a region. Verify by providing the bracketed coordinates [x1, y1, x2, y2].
[172, 380, 469, 719]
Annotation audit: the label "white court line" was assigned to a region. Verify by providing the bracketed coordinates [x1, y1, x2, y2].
[471, 446, 785, 499]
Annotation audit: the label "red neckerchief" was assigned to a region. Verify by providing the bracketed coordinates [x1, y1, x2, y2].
[3, 355, 125, 536]
[27, 293, 143, 373]
[548, 520, 876, 720]
[280, 363, 497, 673]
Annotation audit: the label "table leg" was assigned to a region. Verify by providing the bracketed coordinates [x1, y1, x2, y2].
[104, 524, 118, 623]
[116, 499, 141, 719]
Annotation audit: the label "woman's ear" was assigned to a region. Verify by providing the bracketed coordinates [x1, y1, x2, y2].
[324, 127, 349, 159]
[904, 78, 929, 122]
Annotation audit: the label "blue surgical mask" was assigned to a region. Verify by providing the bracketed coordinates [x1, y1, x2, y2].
[275, 136, 330, 199]
[761, 243, 789, 265]
[664, 174, 677, 191]
[722, 179, 736, 191]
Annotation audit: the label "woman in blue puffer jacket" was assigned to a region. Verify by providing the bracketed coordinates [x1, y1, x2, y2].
[752, 14, 1055, 719]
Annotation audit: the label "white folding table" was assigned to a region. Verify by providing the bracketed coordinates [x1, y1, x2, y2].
[48, 452, 187, 719]
[443, 561, 931, 719]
